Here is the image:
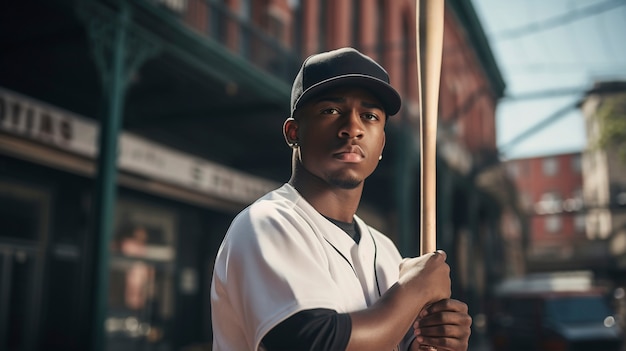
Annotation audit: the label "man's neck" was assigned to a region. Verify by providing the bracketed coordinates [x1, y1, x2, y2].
[289, 174, 362, 223]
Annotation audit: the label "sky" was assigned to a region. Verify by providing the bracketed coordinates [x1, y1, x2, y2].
[470, 0, 626, 160]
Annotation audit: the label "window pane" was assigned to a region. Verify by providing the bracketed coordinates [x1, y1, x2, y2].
[0, 182, 47, 242]
[542, 157, 558, 176]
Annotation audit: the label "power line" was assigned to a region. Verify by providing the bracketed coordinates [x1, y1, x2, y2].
[501, 87, 587, 101]
[504, 63, 626, 73]
[492, 0, 626, 41]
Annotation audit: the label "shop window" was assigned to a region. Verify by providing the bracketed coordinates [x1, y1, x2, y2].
[106, 200, 177, 350]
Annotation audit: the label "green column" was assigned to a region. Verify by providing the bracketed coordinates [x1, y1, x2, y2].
[79, 2, 160, 350]
[90, 5, 128, 350]
[394, 123, 418, 257]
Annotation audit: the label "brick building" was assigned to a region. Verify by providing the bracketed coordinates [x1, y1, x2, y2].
[0, 0, 514, 350]
[505, 153, 588, 271]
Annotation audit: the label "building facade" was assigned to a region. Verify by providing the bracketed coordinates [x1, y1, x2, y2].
[505, 153, 591, 271]
[0, 0, 513, 350]
[579, 81, 626, 282]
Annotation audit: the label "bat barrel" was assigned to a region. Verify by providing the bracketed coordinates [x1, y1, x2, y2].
[417, 0, 444, 256]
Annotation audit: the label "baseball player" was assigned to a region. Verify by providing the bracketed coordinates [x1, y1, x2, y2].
[211, 47, 471, 351]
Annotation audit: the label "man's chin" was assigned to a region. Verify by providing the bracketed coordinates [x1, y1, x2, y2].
[328, 176, 362, 189]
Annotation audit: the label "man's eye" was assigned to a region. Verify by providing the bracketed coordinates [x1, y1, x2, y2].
[322, 108, 340, 114]
[363, 113, 379, 121]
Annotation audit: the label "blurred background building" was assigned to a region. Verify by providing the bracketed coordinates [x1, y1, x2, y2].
[489, 81, 626, 351]
[579, 80, 626, 289]
[1, 0, 526, 350]
[504, 152, 591, 271]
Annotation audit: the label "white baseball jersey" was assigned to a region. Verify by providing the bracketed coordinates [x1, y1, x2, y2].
[210, 183, 411, 350]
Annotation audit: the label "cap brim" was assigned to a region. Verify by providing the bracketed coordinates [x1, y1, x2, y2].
[293, 74, 402, 116]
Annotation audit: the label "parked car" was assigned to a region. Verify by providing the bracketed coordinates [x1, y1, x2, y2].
[488, 272, 623, 351]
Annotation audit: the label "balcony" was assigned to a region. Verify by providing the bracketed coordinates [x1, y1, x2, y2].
[145, 0, 301, 85]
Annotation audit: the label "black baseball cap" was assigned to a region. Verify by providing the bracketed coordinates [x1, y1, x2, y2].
[290, 47, 402, 116]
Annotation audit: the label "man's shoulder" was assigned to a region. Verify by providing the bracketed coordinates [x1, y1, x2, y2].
[244, 183, 300, 217]
[229, 183, 308, 230]
[222, 184, 324, 252]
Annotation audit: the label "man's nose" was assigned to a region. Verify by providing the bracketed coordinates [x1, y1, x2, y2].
[338, 110, 364, 139]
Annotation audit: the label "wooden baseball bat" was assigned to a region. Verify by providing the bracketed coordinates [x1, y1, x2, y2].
[416, 1, 444, 350]
[417, 0, 444, 256]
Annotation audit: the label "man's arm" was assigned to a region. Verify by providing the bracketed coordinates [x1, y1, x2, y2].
[263, 251, 471, 351]
[262, 309, 351, 350]
[346, 251, 455, 351]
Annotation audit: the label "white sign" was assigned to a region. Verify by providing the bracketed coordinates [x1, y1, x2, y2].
[0, 87, 278, 204]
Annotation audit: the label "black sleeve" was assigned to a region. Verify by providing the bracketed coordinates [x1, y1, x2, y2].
[261, 308, 351, 351]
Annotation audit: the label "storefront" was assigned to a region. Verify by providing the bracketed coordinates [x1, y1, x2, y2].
[0, 87, 278, 350]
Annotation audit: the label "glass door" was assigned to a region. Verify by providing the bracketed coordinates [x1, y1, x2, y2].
[0, 179, 49, 351]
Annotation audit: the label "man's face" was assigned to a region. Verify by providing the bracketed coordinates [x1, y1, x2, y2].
[287, 87, 387, 189]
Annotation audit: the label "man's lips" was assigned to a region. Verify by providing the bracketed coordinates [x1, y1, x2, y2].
[333, 146, 365, 162]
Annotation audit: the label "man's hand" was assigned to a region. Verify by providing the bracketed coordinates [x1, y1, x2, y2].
[399, 250, 451, 306]
[411, 299, 472, 351]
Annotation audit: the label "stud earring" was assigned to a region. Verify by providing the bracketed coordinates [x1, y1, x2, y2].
[378, 155, 383, 161]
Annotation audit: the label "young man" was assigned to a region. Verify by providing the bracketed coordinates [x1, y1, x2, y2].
[211, 47, 471, 351]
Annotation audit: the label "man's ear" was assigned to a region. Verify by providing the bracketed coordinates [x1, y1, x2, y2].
[283, 117, 298, 146]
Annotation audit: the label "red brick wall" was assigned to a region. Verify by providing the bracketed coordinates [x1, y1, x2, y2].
[440, 5, 497, 152]
[507, 153, 584, 247]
